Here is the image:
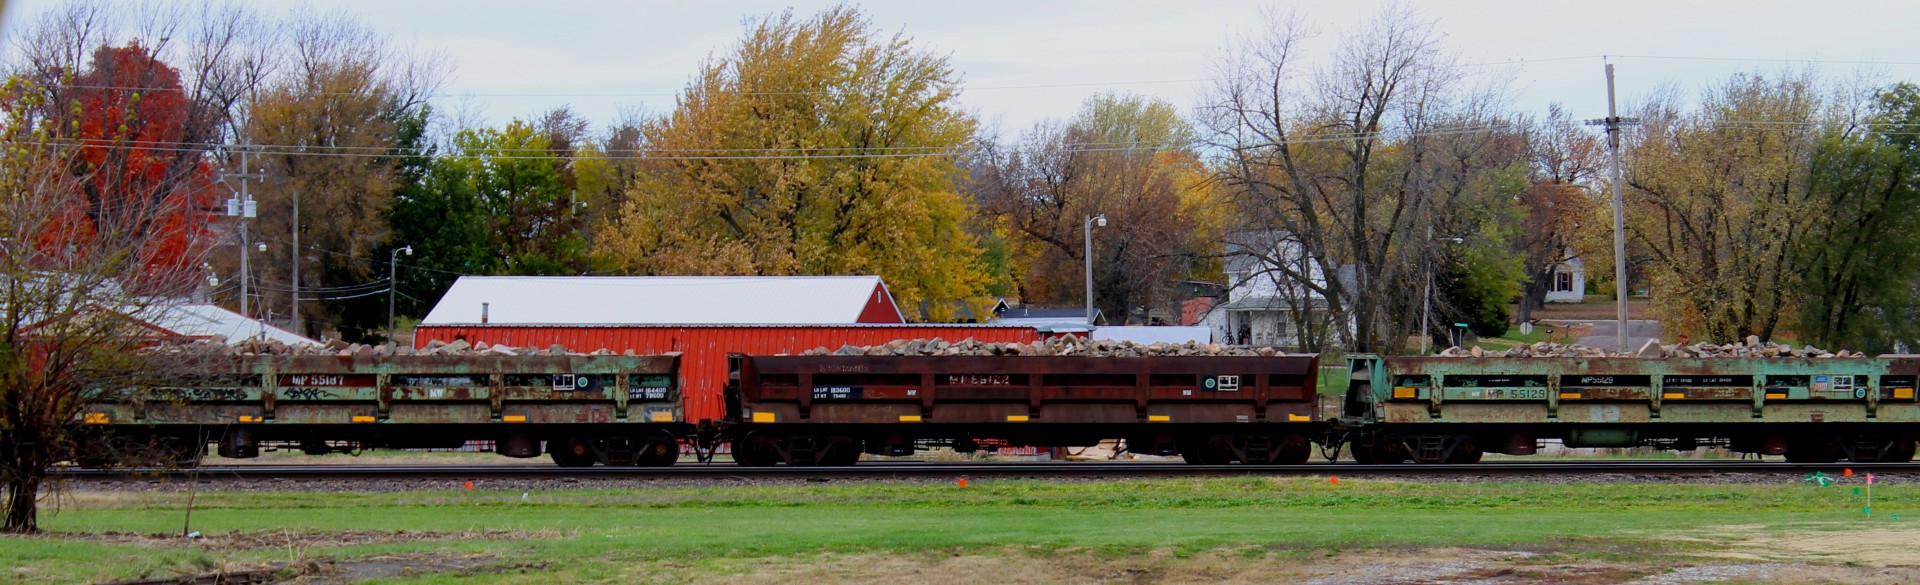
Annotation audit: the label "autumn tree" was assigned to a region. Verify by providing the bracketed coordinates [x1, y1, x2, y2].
[975, 93, 1223, 323]
[1513, 105, 1603, 324]
[1623, 72, 1827, 342]
[243, 11, 439, 340]
[572, 108, 649, 273]
[1201, 6, 1520, 351]
[0, 70, 215, 532]
[7, 2, 276, 294]
[603, 6, 991, 319]
[8, 42, 225, 291]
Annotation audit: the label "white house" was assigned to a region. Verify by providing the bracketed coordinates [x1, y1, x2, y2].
[1203, 231, 1351, 349]
[1544, 253, 1586, 303]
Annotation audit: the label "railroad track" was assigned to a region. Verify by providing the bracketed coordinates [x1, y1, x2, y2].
[55, 459, 1918, 481]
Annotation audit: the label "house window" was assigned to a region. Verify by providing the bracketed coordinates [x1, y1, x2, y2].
[1552, 269, 1573, 292]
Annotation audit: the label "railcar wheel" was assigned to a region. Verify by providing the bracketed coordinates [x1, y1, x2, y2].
[817, 436, 862, 466]
[548, 439, 598, 467]
[1366, 436, 1410, 464]
[1271, 434, 1312, 465]
[637, 435, 681, 467]
[1885, 438, 1918, 463]
[158, 436, 205, 469]
[731, 434, 779, 466]
[1348, 439, 1378, 464]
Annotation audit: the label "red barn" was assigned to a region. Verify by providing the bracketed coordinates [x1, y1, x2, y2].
[414, 276, 1038, 423]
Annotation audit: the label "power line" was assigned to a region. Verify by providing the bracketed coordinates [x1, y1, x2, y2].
[253, 235, 480, 278]
[31, 52, 1920, 99]
[32, 124, 1515, 161]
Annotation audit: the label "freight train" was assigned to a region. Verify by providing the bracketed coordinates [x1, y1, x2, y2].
[73, 351, 1920, 467]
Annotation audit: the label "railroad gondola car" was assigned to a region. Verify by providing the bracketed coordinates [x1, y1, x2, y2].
[75, 349, 1920, 468]
[720, 353, 1322, 465]
[1336, 354, 1920, 464]
[77, 353, 684, 467]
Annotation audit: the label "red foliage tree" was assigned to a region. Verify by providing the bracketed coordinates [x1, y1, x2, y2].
[15, 42, 219, 293]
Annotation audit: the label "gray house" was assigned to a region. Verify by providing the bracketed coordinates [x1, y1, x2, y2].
[1203, 231, 1352, 349]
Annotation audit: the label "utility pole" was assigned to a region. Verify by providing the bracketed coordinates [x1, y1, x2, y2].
[223, 148, 261, 323]
[290, 190, 300, 334]
[1587, 62, 1641, 352]
[1421, 225, 1433, 354]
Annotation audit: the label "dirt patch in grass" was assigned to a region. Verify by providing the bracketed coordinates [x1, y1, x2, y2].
[35, 528, 568, 552]
[283, 553, 531, 585]
[688, 545, 1920, 585]
[1667, 523, 1920, 566]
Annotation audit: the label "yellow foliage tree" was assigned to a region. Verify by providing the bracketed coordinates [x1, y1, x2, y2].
[1624, 72, 1827, 341]
[603, 6, 990, 320]
[977, 92, 1224, 323]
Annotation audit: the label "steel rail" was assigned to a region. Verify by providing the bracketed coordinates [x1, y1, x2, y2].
[54, 459, 1916, 481]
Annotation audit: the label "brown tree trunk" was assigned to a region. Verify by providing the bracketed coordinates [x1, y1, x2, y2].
[4, 468, 39, 534]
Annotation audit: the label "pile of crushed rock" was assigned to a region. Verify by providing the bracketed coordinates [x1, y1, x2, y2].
[1437, 335, 1865, 359]
[800, 336, 1290, 357]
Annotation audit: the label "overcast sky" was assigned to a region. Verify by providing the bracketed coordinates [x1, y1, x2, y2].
[5, 1, 1917, 138]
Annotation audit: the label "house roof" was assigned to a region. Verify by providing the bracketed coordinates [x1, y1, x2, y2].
[1224, 229, 1300, 273]
[916, 297, 1009, 322]
[1000, 307, 1101, 320]
[420, 275, 903, 325]
[135, 303, 320, 346]
[1216, 296, 1331, 312]
[996, 307, 1106, 327]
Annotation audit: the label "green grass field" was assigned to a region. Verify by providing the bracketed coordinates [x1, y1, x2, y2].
[6, 477, 1914, 583]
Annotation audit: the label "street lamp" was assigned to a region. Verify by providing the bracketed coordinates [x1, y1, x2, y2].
[1084, 213, 1106, 326]
[388, 245, 412, 337]
[1420, 236, 1465, 354]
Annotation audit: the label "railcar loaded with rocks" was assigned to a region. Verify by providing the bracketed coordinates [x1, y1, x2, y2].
[80, 341, 683, 468]
[1342, 338, 1918, 464]
[73, 336, 1920, 467]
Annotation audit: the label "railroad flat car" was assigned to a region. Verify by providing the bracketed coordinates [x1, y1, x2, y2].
[1338, 355, 1920, 464]
[722, 353, 1322, 465]
[78, 353, 683, 467]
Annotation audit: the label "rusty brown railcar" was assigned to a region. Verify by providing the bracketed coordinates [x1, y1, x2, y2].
[723, 353, 1322, 465]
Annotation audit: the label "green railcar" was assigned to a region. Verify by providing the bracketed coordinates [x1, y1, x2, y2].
[76, 353, 683, 467]
[1339, 355, 1919, 464]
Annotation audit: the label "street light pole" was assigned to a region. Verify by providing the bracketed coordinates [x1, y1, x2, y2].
[388, 245, 412, 337]
[1084, 213, 1106, 326]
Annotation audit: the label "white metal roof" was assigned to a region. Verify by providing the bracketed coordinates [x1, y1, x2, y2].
[1092, 325, 1211, 345]
[420, 275, 900, 325]
[135, 303, 321, 346]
